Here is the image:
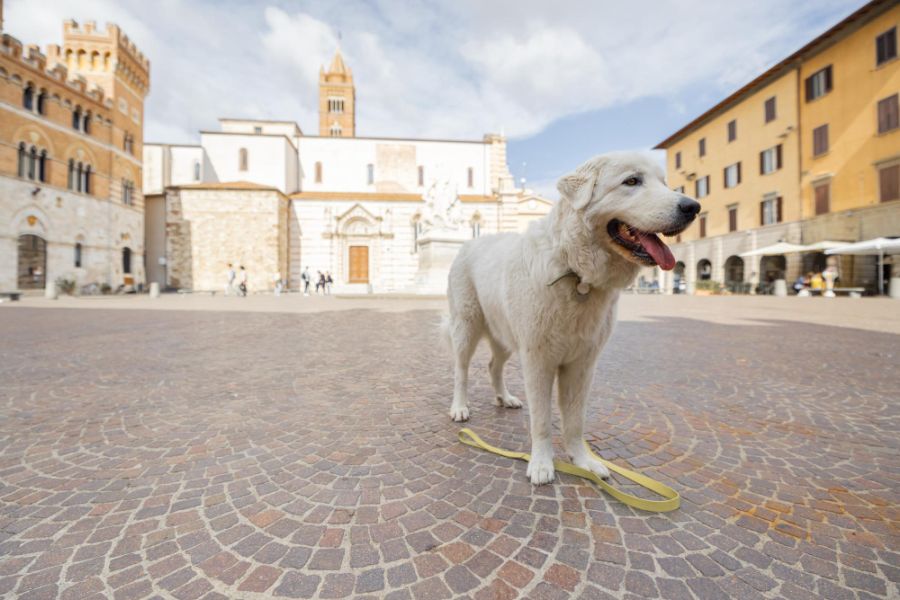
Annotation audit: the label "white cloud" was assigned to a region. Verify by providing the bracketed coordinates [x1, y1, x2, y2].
[3, 0, 865, 144]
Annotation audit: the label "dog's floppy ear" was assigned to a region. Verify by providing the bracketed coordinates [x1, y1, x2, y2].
[557, 168, 598, 210]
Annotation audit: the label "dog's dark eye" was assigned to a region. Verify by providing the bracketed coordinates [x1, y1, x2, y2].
[623, 177, 641, 186]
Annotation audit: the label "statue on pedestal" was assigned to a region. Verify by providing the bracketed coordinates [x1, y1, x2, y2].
[421, 176, 464, 235]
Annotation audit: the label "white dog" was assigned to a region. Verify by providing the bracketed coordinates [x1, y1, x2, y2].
[445, 152, 700, 485]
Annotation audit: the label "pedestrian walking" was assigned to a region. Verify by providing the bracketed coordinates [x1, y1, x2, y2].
[274, 272, 283, 296]
[325, 272, 333, 295]
[315, 271, 325, 294]
[302, 267, 311, 296]
[239, 265, 248, 297]
[225, 263, 237, 296]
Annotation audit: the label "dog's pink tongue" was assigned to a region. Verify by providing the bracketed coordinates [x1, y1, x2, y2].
[637, 231, 676, 270]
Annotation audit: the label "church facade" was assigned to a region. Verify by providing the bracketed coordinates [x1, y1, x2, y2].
[143, 51, 552, 294]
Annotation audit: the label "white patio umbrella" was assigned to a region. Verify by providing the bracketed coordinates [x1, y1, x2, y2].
[739, 242, 809, 257]
[803, 240, 849, 252]
[826, 237, 900, 294]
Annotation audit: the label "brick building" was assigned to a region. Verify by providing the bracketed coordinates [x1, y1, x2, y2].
[0, 0, 149, 292]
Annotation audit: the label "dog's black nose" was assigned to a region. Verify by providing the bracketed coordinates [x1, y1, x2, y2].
[678, 197, 701, 217]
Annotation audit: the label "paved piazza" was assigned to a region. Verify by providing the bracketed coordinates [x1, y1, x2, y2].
[1, 295, 898, 600]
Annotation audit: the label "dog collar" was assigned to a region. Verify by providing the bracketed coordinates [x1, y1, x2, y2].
[548, 270, 591, 295]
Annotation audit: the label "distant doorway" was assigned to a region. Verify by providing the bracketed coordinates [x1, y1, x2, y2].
[724, 255, 745, 292]
[122, 247, 132, 274]
[348, 246, 369, 283]
[17, 234, 47, 290]
[697, 259, 712, 281]
[673, 261, 686, 293]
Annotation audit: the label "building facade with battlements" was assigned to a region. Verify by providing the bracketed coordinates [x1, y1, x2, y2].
[651, 0, 899, 295]
[0, 1, 149, 293]
[144, 50, 552, 294]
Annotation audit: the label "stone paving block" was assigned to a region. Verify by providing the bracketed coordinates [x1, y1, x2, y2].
[0, 307, 896, 600]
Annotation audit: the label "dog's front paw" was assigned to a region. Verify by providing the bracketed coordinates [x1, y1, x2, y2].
[495, 394, 522, 409]
[526, 455, 555, 485]
[574, 454, 610, 480]
[450, 405, 469, 422]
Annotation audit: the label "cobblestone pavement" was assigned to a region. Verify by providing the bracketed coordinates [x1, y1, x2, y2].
[1, 305, 898, 599]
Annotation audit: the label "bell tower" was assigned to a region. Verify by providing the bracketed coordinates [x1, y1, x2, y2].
[318, 49, 355, 137]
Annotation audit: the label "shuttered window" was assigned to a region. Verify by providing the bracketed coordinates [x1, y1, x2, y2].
[880, 164, 899, 202]
[728, 206, 737, 232]
[699, 214, 707, 238]
[695, 175, 709, 198]
[760, 197, 782, 225]
[727, 120, 737, 142]
[675, 151, 681, 169]
[805, 65, 833, 101]
[877, 94, 899, 134]
[764, 97, 776, 122]
[812, 125, 829, 156]
[760, 145, 782, 174]
[724, 162, 741, 189]
[814, 183, 830, 215]
[876, 27, 897, 66]
[699, 138, 706, 157]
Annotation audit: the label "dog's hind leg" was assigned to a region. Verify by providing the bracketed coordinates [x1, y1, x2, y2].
[487, 337, 522, 409]
[448, 309, 482, 422]
[558, 357, 609, 479]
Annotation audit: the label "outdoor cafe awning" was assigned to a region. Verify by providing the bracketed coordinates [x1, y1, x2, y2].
[739, 242, 808, 257]
[739, 240, 849, 257]
[824, 237, 900, 256]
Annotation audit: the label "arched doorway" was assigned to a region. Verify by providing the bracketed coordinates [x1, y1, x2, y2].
[759, 255, 786, 294]
[122, 247, 132, 274]
[673, 261, 686, 294]
[725, 255, 745, 293]
[697, 259, 712, 281]
[17, 234, 47, 289]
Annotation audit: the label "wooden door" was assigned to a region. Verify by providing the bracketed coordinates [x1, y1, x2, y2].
[348, 246, 369, 283]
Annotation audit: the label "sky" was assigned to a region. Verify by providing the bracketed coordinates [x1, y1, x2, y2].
[6, 0, 868, 198]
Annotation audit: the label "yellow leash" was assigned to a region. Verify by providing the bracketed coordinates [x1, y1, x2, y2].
[458, 428, 679, 513]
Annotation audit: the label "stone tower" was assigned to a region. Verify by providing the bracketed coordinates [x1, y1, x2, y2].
[318, 49, 355, 137]
[46, 20, 150, 164]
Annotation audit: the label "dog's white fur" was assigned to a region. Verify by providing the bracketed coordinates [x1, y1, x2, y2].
[445, 152, 697, 485]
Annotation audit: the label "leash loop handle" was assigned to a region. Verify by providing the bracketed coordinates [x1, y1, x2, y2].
[458, 428, 679, 513]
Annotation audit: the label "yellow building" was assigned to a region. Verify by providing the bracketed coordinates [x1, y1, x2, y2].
[654, 0, 899, 294]
[0, 0, 149, 292]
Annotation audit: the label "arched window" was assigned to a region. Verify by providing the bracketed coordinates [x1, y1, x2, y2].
[38, 150, 48, 182]
[418, 165, 424, 187]
[74, 242, 83, 268]
[239, 147, 248, 171]
[83, 165, 92, 195]
[28, 146, 37, 180]
[23, 84, 34, 110]
[17, 143, 27, 178]
[193, 160, 201, 181]
[36, 89, 47, 115]
[315, 161, 322, 183]
[67, 159, 75, 190]
[82, 111, 91, 134]
[467, 167, 474, 188]
[367, 163, 374, 185]
[122, 247, 132, 274]
[330, 124, 342, 137]
[72, 106, 82, 130]
[76, 162, 84, 192]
